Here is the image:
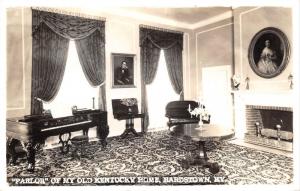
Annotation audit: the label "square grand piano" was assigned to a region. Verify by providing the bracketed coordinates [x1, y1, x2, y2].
[6, 109, 109, 172]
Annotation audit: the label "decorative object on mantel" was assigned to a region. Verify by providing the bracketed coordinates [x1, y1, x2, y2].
[245, 77, 250, 90]
[288, 74, 293, 89]
[248, 27, 290, 79]
[232, 74, 241, 90]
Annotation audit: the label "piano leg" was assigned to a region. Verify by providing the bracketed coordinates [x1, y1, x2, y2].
[7, 137, 37, 172]
[97, 124, 109, 149]
[6, 138, 20, 165]
[25, 140, 36, 172]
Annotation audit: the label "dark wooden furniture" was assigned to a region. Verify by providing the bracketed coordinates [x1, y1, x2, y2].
[165, 100, 210, 128]
[70, 135, 89, 160]
[112, 98, 145, 138]
[170, 124, 234, 174]
[6, 109, 108, 172]
[72, 109, 109, 147]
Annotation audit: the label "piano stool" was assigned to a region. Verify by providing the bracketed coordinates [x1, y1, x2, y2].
[70, 135, 89, 160]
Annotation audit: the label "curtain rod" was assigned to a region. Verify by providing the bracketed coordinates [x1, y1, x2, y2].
[139, 24, 184, 34]
[31, 7, 106, 21]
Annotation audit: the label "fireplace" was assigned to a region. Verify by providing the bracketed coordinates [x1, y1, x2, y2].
[232, 90, 293, 152]
[244, 105, 293, 151]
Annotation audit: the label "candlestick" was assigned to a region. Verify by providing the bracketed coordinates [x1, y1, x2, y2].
[92, 97, 95, 109]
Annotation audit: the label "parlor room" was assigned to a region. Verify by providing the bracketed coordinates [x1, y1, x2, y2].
[4, 5, 299, 188]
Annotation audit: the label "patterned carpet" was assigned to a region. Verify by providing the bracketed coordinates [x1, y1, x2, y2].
[7, 130, 293, 186]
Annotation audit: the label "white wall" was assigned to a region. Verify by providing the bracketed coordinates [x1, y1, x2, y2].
[6, 8, 32, 118]
[192, 17, 234, 99]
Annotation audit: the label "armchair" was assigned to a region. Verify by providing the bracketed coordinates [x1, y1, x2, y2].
[165, 100, 210, 128]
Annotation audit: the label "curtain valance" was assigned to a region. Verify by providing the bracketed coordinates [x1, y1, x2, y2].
[32, 9, 105, 41]
[139, 27, 183, 50]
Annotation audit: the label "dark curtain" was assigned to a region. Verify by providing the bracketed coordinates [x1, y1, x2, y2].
[31, 9, 106, 114]
[75, 30, 106, 110]
[31, 22, 69, 114]
[139, 27, 184, 132]
[75, 30, 105, 86]
[140, 40, 161, 131]
[164, 45, 184, 100]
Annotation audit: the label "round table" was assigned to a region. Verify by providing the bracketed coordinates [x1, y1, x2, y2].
[170, 123, 234, 174]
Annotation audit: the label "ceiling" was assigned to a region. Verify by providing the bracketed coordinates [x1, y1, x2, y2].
[121, 7, 232, 25]
[70, 6, 233, 29]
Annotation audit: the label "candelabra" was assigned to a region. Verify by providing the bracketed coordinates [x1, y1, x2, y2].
[188, 102, 209, 129]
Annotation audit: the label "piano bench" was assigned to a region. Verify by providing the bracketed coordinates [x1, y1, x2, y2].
[71, 135, 89, 160]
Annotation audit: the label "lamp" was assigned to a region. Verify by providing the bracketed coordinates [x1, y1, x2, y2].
[288, 74, 293, 89]
[245, 77, 250, 90]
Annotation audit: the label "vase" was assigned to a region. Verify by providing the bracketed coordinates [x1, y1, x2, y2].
[128, 107, 132, 114]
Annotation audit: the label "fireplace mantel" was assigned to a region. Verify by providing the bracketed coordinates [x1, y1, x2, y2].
[231, 90, 293, 108]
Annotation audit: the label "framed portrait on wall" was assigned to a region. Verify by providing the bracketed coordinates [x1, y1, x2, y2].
[111, 53, 135, 88]
[248, 27, 290, 78]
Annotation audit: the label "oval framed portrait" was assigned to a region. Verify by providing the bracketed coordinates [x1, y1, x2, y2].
[248, 27, 290, 78]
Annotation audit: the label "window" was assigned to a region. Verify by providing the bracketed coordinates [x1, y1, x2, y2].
[147, 50, 179, 129]
[43, 41, 98, 118]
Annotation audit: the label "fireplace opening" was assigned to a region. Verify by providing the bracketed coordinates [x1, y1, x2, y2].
[260, 110, 293, 132]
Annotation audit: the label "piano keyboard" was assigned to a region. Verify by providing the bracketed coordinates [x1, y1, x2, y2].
[41, 120, 92, 132]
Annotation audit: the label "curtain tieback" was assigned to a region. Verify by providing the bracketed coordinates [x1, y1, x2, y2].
[99, 81, 106, 87]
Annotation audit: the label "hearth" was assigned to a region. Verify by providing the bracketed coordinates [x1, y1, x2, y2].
[244, 105, 293, 151]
